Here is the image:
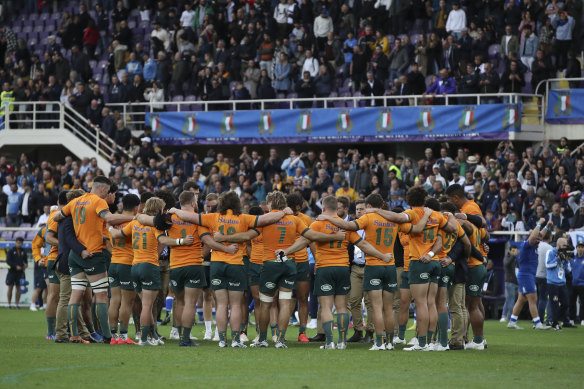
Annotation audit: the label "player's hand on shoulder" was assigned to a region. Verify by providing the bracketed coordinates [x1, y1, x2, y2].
[455, 212, 467, 220]
[214, 231, 225, 242]
[283, 207, 293, 215]
[168, 207, 179, 214]
[424, 207, 433, 216]
[316, 214, 329, 221]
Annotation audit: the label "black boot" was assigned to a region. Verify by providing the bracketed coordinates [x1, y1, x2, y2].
[360, 330, 373, 343]
[308, 333, 326, 342]
[347, 330, 363, 343]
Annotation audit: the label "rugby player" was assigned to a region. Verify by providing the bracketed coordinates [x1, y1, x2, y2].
[316, 193, 430, 350]
[166, 191, 293, 348]
[280, 196, 394, 350]
[31, 224, 49, 331]
[44, 196, 64, 340]
[53, 176, 135, 343]
[508, 218, 553, 330]
[215, 191, 344, 348]
[166, 191, 238, 347]
[107, 194, 141, 345]
[245, 206, 266, 343]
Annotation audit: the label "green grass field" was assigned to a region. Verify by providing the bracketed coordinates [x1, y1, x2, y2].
[1, 310, 582, 388]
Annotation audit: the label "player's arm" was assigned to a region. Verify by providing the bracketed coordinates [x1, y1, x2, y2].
[256, 208, 294, 227]
[46, 230, 58, 246]
[280, 236, 311, 256]
[421, 234, 443, 263]
[214, 229, 259, 243]
[31, 236, 43, 264]
[441, 212, 458, 233]
[459, 233, 472, 259]
[455, 212, 486, 228]
[108, 227, 124, 239]
[355, 239, 393, 263]
[411, 207, 433, 234]
[202, 235, 239, 254]
[315, 214, 358, 230]
[302, 228, 345, 242]
[367, 208, 410, 223]
[158, 235, 195, 247]
[528, 217, 547, 246]
[101, 210, 135, 225]
[165, 208, 202, 224]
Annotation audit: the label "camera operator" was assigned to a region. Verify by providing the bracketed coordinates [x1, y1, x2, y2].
[545, 238, 576, 330]
[570, 241, 584, 326]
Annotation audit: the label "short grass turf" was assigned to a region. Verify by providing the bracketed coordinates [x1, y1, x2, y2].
[0, 310, 582, 388]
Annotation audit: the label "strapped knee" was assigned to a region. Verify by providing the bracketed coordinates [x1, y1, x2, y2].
[71, 277, 88, 291]
[279, 291, 293, 300]
[90, 277, 109, 294]
[259, 292, 274, 303]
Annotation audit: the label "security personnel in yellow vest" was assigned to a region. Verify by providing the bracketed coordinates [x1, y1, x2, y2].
[556, 137, 568, 154]
[0, 82, 15, 118]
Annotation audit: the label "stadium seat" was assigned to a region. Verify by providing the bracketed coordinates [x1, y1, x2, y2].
[25, 231, 37, 241]
[333, 101, 346, 108]
[0, 231, 13, 240]
[172, 95, 184, 102]
[184, 95, 197, 102]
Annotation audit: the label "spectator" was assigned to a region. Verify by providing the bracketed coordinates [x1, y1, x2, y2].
[501, 60, 526, 95]
[274, 53, 291, 93]
[550, 10, 575, 69]
[361, 71, 385, 107]
[479, 62, 501, 103]
[519, 24, 538, 70]
[458, 63, 480, 104]
[295, 71, 315, 108]
[314, 9, 333, 54]
[388, 38, 409, 86]
[501, 245, 520, 322]
[501, 25, 519, 59]
[114, 119, 131, 149]
[349, 45, 368, 92]
[446, 2, 467, 40]
[301, 49, 320, 78]
[314, 65, 332, 99]
[371, 45, 389, 82]
[424, 68, 456, 104]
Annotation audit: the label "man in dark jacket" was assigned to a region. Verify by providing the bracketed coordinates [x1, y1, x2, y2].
[295, 71, 315, 108]
[501, 60, 525, 95]
[458, 63, 479, 104]
[479, 62, 500, 103]
[6, 237, 28, 308]
[361, 71, 385, 107]
[407, 63, 427, 95]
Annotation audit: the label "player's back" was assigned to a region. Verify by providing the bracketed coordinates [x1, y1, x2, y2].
[467, 223, 484, 267]
[355, 213, 399, 265]
[405, 208, 445, 259]
[201, 210, 258, 264]
[110, 221, 133, 265]
[46, 210, 59, 260]
[461, 200, 482, 216]
[122, 220, 163, 265]
[262, 214, 307, 260]
[436, 219, 465, 260]
[293, 212, 313, 262]
[63, 192, 109, 252]
[168, 213, 207, 268]
[310, 218, 360, 268]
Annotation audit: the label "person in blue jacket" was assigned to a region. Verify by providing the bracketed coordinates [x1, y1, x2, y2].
[570, 240, 584, 326]
[545, 238, 576, 330]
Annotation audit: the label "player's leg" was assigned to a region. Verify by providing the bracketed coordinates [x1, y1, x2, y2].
[296, 280, 310, 339]
[81, 287, 95, 335]
[139, 289, 158, 344]
[426, 282, 439, 344]
[318, 295, 335, 347]
[526, 292, 547, 328]
[86, 271, 112, 339]
[68, 268, 89, 341]
[382, 291, 395, 347]
[181, 287, 203, 345]
[270, 298, 279, 339]
[108, 285, 121, 341]
[397, 271, 411, 342]
[119, 289, 136, 343]
[241, 290, 249, 340]
[174, 289, 185, 334]
[15, 280, 21, 307]
[465, 295, 484, 348]
[409, 283, 429, 348]
[45, 282, 60, 337]
[6, 283, 13, 307]
[436, 287, 449, 348]
[334, 293, 349, 346]
[367, 289, 385, 348]
[276, 287, 293, 346]
[509, 292, 527, 328]
[227, 289, 245, 346]
[202, 288, 214, 339]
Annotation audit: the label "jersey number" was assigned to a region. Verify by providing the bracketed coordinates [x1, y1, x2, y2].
[329, 237, 342, 248]
[74, 206, 86, 225]
[443, 233, 455, 250]
[375, 228, 393, 246]
[132, 232, 147, 250]
[218, 225, 236, 235]
[423, 228, 435, 243]
[112, 237, 125, 248]
[277, 227, 286, 244]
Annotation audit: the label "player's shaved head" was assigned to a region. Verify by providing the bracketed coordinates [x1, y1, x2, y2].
[122, 194, 141, 211]
[440, 201, 459, 213]
[322, 196, 338, 212]
[179, 191, 196, 206]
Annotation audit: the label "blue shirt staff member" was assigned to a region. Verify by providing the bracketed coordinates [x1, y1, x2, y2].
[508, 218, 552, 330]
[570, 241, 584, 325]
[545, 238, 575, 330]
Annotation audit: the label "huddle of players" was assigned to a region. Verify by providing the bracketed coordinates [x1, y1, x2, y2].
[32, 174, 489, 350]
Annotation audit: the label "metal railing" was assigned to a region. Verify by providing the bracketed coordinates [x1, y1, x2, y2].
[1, 101, 127, 161]
[534, 77, 584, 123]
[108, 92, 544, 130]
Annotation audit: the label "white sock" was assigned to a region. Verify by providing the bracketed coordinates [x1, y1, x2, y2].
[214, 327, 218, 335]
[172, 326, 178, 332]
[510, 315, 518, 322]
[205, 321, 212, 332]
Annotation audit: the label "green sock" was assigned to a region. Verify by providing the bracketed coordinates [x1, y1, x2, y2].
[473, 335, 483, 344]
[337, 313, 349, 344]
[418, 334, 427, 347]
[240, 322, 248, 334]
[323, 320, 334, 344]
[120, 326, 128, 334]
[270, 323, 277, 337]
[299, 325, 306, 335]
[231, 330, 240, 343]
[427, 330, 435, 343]
[386, 332, 394, 345]
[398, 324, 406, 339]
[141, 325, 150, 342]
[47, 317, 56, 335]
[375, 333, 384, 347]
[276, 328, 286, 342]
[96, 303, 112, 338]
[182, 327, 192, 343]
[150, 326, 159, 340]
[86, 321, 95, 334]
[219, 331, 227, 343]
[259, 331, 268, 342]
[438, 313, 449, 347]
[68, 304, 79, 337]
[177, 326, 182, 337]
[91, 302, 99, 332]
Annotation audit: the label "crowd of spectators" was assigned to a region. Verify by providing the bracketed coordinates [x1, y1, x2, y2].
[2, 137, 584, 242]
[0, 0, 583, 132]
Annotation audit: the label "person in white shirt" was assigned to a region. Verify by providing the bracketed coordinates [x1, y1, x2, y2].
[36, 205, 52, 228]
[151, 21, 170, 51]
[445, 2, 466, 40]
[301, 50, 319, 77]
[313, 9, 333, 53]
[274, 0, 289, 39]
[180, 3, 195, 28]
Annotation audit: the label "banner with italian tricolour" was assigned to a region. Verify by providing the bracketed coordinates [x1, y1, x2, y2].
[420, 110, 431, 128]
[463, 109, 474, 127]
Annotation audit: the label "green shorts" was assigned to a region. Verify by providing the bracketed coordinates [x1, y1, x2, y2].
[408, 260, 441, 285]
[295, 261, 311, 283]
[46, 260, 60, 285]
[69, 250, 109, 277]
[466, 265, 487, 297]
[363, 265, 398, 292]
[131, 262, 161, 293]
[314, 266, 351, 296]
[438, 263, 455, 289]
[170, 265, 207, 291]
[400, 270, 410, 289]
[247, 262, 263, 287]
[108, 263, 133, 290]
[259, 260, 297, 294]
[209, 261, 247, 291]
